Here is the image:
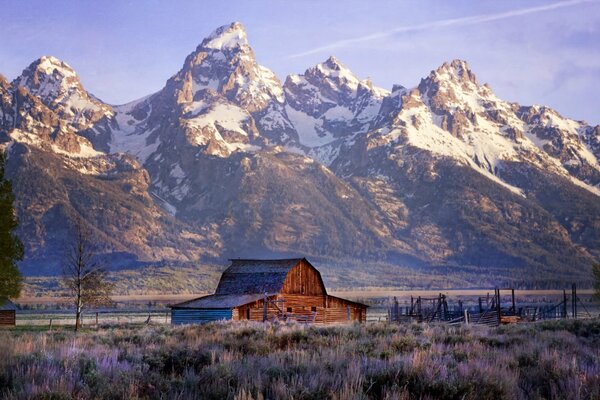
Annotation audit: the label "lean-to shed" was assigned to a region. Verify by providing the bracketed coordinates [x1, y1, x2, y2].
[171, 258, 367, 324]
[0, 298, 17, 326]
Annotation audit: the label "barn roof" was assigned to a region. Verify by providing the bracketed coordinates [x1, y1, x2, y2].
[171, 293, 267, 309]
[215, 258, 305, 295]
[0, 298, 17, 311]
[170, 258, 370, 311]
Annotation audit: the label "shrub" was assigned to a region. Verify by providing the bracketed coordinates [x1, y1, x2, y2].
[0, 319, 599, 399]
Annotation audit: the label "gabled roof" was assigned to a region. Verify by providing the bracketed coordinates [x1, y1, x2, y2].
[0, 298, 17, 311]
[172, 293, 267, 309]
[215, 258, 305, 295]
[170, 258, 370, 311]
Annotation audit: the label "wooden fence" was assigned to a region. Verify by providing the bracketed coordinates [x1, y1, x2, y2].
[387, 284, 593, 327]
[15, 309, 171, 327]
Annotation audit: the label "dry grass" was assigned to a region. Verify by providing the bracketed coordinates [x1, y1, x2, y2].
[0, 319, 599, 399]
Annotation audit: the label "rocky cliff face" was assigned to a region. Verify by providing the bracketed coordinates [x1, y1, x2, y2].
[1, 22, 599, 283]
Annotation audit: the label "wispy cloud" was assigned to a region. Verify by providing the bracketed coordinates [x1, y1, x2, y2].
[288, 0, 597, 59]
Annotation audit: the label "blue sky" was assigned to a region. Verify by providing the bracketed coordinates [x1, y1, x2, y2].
[1, 0, 599, 124]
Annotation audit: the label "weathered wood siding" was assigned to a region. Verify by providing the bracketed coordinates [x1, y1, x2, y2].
[281, 260, 326, 296]
[232, 298, 282, 322]
[326, 295, 367, 323]
[232, 293, 367, 324]
[0, 310, 15, 326]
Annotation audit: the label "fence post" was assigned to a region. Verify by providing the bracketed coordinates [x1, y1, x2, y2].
[495, 288, 501, 326]
[49, 318, 53, 330]
[572, 283, 577, 319]
[263, 292, 268, 322]
[563, 290, 568, 318]
[464, 309, 469, 325]
[442, 295, 448, 321]
[511, 289, 516, 314]
[96, 312, 99, 327]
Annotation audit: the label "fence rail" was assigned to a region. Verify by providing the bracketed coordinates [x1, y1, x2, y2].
[385, 284, 594, 327]
[15, 309, 171, 327]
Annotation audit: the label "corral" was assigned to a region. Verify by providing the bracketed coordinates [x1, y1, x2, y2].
[386, 284, 594, 326]
[171, 258, 368, 324]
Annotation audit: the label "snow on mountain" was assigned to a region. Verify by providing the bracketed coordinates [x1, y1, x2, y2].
[172, 22, 284, 111]
[0, 72, 108, 160]
[111, 21, 290, 161]
[350, 59, 600, 197]
[516, 105, 600, 186]
[108, 94, 160, 163]
[283, 56, 388, 164]
[13, 56, 112, 130]
[203, 22, 249, 51]
[3, 22, 600, 277]
[182, 100, 261, 155]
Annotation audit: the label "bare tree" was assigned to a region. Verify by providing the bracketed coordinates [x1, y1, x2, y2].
[62, 219, 113, 331]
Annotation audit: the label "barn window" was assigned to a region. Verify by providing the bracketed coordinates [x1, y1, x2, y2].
[287, 307, 292, 313]
[311, 306, 317, 312]
[246, 308, 250, 319]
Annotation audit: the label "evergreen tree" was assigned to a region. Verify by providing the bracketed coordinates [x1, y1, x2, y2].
[0, 151, 23, 298]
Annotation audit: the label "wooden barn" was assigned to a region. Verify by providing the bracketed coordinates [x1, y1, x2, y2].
[171, 258, 367, 325]
[0, 298, 17, 326]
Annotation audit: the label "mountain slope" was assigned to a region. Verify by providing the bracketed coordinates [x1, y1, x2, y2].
[0, 70, 216, 273]
[283, 56, 389, 164]
[1, 22, 599, 286]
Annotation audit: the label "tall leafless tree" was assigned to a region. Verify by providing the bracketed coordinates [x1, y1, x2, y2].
[62, 219, 112, 331]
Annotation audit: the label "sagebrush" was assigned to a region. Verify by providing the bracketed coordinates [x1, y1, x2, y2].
[0, 319, 599, 399]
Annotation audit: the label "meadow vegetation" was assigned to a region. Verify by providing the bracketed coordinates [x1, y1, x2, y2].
[0, 319, 600, 400]
[0, 319, 599, 399]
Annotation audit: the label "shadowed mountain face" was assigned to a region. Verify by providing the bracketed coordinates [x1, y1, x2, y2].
[1, 22, 599, 284]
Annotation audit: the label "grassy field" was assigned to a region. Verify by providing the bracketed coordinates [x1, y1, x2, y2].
[1, 319, 599, 399]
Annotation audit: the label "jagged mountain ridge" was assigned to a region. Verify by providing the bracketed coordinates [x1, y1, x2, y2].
[1, 22, 599, 283]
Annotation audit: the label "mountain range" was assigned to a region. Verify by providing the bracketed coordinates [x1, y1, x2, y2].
[1, 22, 599, 286]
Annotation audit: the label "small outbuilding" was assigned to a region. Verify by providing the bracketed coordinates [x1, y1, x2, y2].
[0, 298, 17, 326]
[171, 258, 367, 325]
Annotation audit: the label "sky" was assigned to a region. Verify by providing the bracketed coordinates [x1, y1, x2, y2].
[1, 0, 599, 124]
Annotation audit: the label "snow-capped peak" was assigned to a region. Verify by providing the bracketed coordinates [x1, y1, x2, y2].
[430, 59, 478, 85]
[35, 56, 77, 77]
[13, 56, 112, 129]
[312, 56, 362, 91]
[15, 56, 79, 90]
[169, 21, 284, 114]
[201, 22, 249, 51]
